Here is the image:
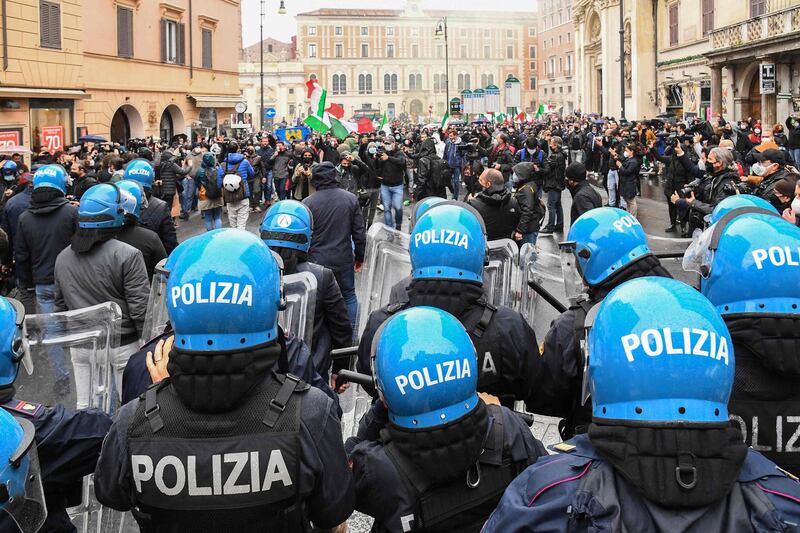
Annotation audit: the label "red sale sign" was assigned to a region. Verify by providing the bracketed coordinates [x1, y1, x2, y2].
[0, 131, 21, 149]
[42, 126, 64, 154]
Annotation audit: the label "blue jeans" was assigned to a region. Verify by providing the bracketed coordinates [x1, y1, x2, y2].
[181, 177, 196, 215]
[202, 207, 223, 231]
[607, 170, 627, 209]
[792, 148, 800, 169]
[450, 167, 461, 200]
[546, 190, 564, 228]
[263, 170, 274, 202]
[35, 283, 69, 382]
[381, 184, 404, 228]
[519, 231, 538, 247]
[334, 268, 358, 341]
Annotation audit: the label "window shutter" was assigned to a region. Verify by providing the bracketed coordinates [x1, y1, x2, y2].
[160, 19, 167, 62]
[177, 22, 186, 65]
[39, 1, 50, 47]
[50, 2, 61, 48]
[202, 29, 212, 69]
[40, 1, 61, 49]
[118, 7, 133, 57]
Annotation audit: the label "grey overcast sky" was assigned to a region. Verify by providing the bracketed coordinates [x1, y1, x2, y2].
[241, 0, 538, 47]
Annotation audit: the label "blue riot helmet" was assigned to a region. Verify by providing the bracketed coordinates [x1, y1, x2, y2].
[0, 409, 47, 532]
[560, 207, 650, 298]
[32, 164, 69, 194]
[372, 306, 478, 428]
[117, 179, 147, 220]
[1, 160, 17, 182]
[410, 196, 446, 228]
[685, 212, 800, 315]
[409, 203, 487, 283]
[260, 200, 313, 253]
[0, 298, 32, 388]
[709, 194, 778, 225]
[123, 158, 155, 189]
[166, 230, 281, 351]
[78, 183, 136, 229]
[586, 277, 733, 424]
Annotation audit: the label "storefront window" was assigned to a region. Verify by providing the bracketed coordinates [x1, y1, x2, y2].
[29, 99, 74, 154]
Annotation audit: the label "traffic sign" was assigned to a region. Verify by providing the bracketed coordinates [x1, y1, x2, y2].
[265, 107, 277, 119]
[760, 63, 775, 95]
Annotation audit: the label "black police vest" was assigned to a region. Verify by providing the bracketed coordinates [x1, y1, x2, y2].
[381, 405, 520, 532]
[729, 348, 800, 478]
[126, 372, 307, 533]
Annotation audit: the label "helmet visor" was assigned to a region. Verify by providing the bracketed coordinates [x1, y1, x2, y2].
[3, 420, 47, 533]
[579, 303, 601, 407]
[7, 298, 32, 376]
[682, 226, 715, 278]
[559, 241, 586, 301]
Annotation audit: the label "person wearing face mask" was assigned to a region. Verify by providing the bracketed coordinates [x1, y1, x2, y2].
[291, 148, 318, 201]
[375, 136, 407, 230]
[776, 178, 800, 225]
[780, 179, 800, 227]
[671, 145, 739, 232]
[745, 149, 794, 211]
[69, 160, 97, 200]
[615, 143, 641, 218]
[511, 161, 546, 246]
[785, 115, 800, 166]
[564, 161, 602, 227]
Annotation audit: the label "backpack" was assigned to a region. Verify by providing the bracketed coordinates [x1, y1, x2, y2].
[222, 160, 245, 204]
[200, 166, 222, 200]
[430, 157, 452, 191]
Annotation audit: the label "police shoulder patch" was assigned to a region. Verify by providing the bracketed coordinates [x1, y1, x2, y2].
[553, 442, 576, 453]
[2, 399, 45, 419]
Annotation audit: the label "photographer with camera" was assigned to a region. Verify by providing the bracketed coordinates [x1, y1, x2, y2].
[741, 149, 797, 211]
[670, 144, 739, 232]
[648, 134, 696, 233]
[375, 136, 407, 230]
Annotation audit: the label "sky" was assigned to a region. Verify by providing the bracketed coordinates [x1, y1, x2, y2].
[241, 0, 537, 46]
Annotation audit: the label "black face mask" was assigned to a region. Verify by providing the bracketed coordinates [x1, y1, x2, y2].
[302, 158, 312, 164]
[70, 172, 81, 180]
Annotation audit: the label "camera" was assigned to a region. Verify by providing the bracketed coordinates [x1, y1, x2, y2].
[681, 178, 702, 196]
[375, 145, 386, 157]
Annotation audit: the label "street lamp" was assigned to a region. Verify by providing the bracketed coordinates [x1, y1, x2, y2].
[435, 18, 449, 108]
[261, 1, 287, 131]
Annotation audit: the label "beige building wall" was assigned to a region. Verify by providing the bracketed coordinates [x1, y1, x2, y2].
[538, 0, 576, 114]
[0, 0, 242, 155]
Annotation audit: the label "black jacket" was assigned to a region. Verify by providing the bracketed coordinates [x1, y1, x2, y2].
[115, 223, 167, 279]
[678, 154, 738, 215]
[15, 193, 78, 285]
[72, 175, 97, 200]
[139, 194, 178, 254]
[414, 139, 447, 200]
[489, 146, 515, 181]
[303, 163, 366, 272]
[468, 184, 521, 241]
[375, 150, 407, 187]
[569, 180, 603, 225]
[543, 150, 567, 192]
[649, 146, 694, 196]
[617, 157, 641, 200]
[156, 155, 189, 200]
[512, 163, 545, 234]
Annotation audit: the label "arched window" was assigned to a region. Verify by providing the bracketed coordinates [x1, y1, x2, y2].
[464, 73, 471, 90]
[358, 74, 366, 94]
[391, 74, 398, 93]
[332, 74, 347, 95]
[481, 74, 487, 88]
[415, 73, 422, 90]
[457, 73, 464, 91]
[365, 74, 373, 94]
[384, 73, 398, 94]
[409, 73, 417, 90]
[487, 74, 494, 86]
[434, 74, 440, 93]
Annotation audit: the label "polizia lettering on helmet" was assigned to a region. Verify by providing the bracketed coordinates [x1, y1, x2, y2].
[611, 214, 642, 233]
[620, 327, 729, 365]
[171, 282, 254, 308]
[413, 229, 469, 250]
[751, 247, 800, 270]
[131, 450, 292, 497]
[394, 358, 471, 395]
[127, 168, 151, 176]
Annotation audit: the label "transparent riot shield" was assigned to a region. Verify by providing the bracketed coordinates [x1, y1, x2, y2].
[356, 223, 411, 338]
[646, 234, 698, 288]
[16, 302, 122, 413]
[140, 259, 169, 344]
[280, 271, 317, 348]
[518, 242, 570, 336]
[483, 239, 520, 310]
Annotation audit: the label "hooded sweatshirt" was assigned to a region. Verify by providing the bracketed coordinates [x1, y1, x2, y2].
[468, 183, 520, 241]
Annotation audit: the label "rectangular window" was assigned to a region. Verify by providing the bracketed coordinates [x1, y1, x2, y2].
[530, 77, 536, 90]
[460, 45, 467, 59]
[411, 44, 419, 58]
[506, 29, 513, 38]
[530, 61, 536, 69]
[361, 26, 368, 36]
[288, 88, 294, 95]
[308, 43, 317, 58]
[39, 0, 62, 49]
[308, 25, 316, 35]
[567, 54, 573, 75]
[361, 43, 368, 58]
[669, 4, 679, 45]
[201, 29, 212, 69]
[559, 57, 563, 72]
[117, 6, 133, 57]
[702, 0, 714, 34]
[558, 35, 562, 45]
[387, 27, 394, 36]
[387, 44, 394, 58]
[335, 26, 342, 35]
[528, 27, 536, 37]
[549, 58, 555, 76]
[750, 0, 766, 17]
[335, 43, 343, 58]
[506, 45, 514, 59]
[484, 45, 491, 59]
[529, 45, 536, 58]
[160, 19, 182, 64]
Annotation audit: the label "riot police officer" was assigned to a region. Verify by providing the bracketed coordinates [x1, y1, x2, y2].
[357, 202, 543, 408]
[535, 207, 672, 439]
[123, 159, 178, 254]
[484, 277, 800, 532]
[94, 230, 354, 531]
[350, 306, 546, 532]
[0, 297, 112, 532]
[260, 200, 352, 379]
[116, 179, 167, 279]
[0, 408, 47, 533]
[684, 196, 800, 476]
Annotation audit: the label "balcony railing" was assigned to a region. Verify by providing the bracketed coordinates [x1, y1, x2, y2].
[710, 3, 800, 50]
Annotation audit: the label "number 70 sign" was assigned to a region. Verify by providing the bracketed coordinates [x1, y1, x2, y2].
[42, 126, 64, 153]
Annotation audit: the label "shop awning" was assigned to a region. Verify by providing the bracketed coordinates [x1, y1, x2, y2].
[188, 94, 242, 108]
[0, 87, 89, 99]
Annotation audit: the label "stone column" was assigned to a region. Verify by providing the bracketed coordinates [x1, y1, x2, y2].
[760, 57, 777, 125]
[776, 61, 793, 122]
[711, 65, 723, 119]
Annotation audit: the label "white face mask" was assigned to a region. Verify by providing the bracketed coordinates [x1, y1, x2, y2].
[697, 160, 706, 172]
[751, 162, 766, 176]
[792, 197, 800, 214]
